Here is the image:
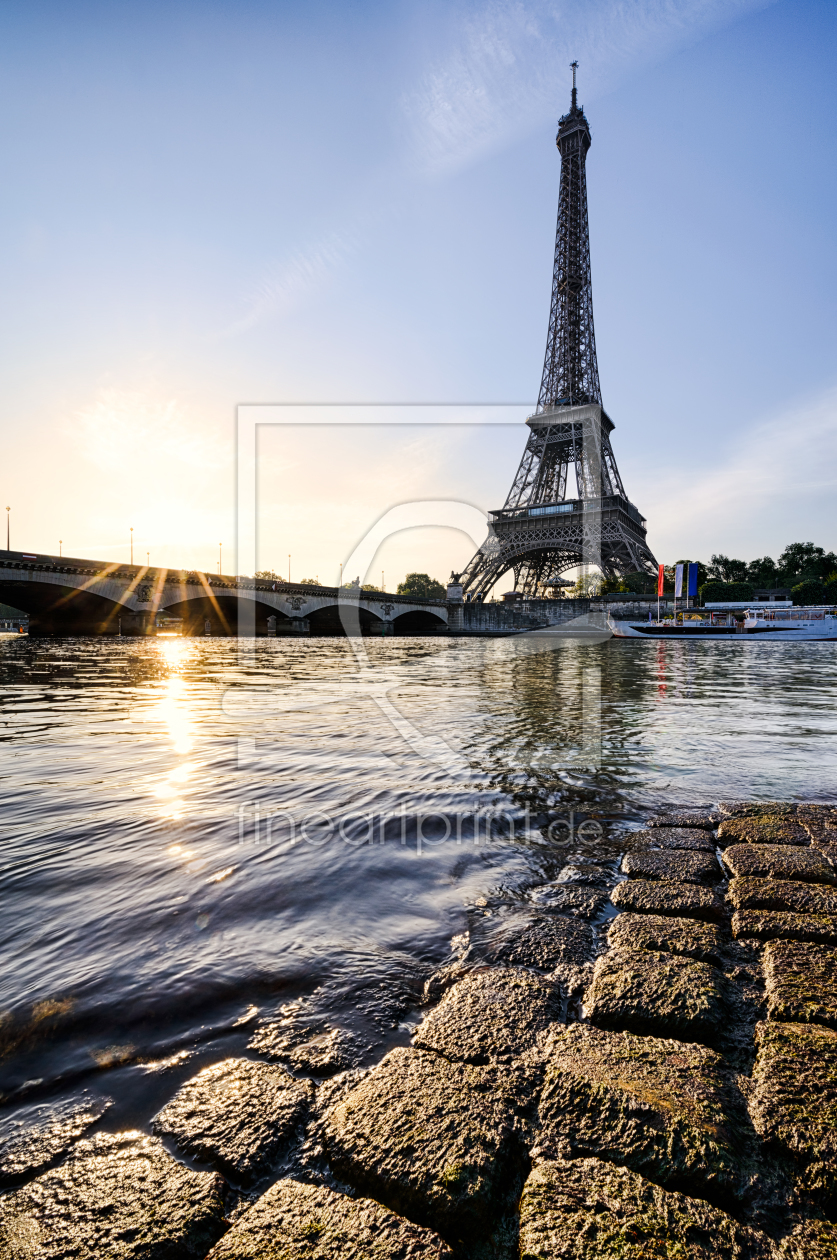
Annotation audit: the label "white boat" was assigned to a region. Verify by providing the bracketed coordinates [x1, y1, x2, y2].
[609, 606, 837, 641]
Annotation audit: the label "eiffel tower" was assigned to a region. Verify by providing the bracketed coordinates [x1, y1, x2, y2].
[458, 64, 657, 599]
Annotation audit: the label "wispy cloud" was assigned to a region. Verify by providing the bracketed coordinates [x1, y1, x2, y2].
[402, 0, 777, 177]
[645, 384, 837, 558]
[227, 0, 777, 335]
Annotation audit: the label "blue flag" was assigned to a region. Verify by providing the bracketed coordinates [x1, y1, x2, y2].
[687, 563, 699, 598]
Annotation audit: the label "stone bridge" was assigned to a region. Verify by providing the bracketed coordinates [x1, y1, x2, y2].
[0, 550, 449, 637]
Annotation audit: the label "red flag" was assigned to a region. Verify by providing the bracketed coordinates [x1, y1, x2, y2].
[657, 564, 665, 597]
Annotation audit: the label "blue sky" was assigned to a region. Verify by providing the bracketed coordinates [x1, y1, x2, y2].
[1, 0, 835, 583]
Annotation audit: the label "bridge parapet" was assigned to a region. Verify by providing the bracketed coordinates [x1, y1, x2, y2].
[0, 550, 449, 636]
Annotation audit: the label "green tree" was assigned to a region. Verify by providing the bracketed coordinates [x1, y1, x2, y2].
[776, 542, 837, 584]
[600, 570, 660, 596]
[397, 572, 446, 599]
[570, 572, 603, 597]
[792, 579, 827, 606]
[746, 556, 779, 587]
[254, 569, 280, 580]
[699, 581, 754, 603]
[708, 554, 748, 583]
[778, 542, 824, 581]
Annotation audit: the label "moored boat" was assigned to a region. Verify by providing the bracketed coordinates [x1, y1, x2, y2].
[609, 607, 837, 641]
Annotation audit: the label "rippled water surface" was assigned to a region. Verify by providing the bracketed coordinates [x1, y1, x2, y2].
[2, 633, 836, 1130]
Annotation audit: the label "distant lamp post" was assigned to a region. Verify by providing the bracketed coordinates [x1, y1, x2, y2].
[288, 553, 291, 583]
[59, 539, 62, 557]
[5, 506, 9, 552]
[382, 570, 385, 592]
[130, 526, 134, 565]
[339, 562, 343, 587]
[147, 551, 150, 568]
[219, 543, 222, 575]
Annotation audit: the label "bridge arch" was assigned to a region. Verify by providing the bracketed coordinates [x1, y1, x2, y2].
[161, 594, 302, 637]
[0, 579, 128, 636]
[306, 602, 384, 636]
[392, 608, 447, 634]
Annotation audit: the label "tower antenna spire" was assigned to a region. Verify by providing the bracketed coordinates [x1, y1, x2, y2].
[570, 60, 578, 110]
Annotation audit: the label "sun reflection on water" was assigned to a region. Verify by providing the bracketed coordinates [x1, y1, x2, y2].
[150, 638, 195, 820]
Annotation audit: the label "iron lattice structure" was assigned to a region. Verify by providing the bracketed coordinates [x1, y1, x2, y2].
[458, 66, 657, 599]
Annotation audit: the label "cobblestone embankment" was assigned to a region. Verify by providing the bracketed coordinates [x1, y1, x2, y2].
[2, 803, 837, 1258]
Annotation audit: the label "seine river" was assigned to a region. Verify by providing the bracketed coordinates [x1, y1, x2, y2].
[1, 633, 836, 1131]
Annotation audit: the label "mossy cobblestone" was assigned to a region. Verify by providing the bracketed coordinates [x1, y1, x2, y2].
[723, 845, 836, 885]
[607, 913, 727, 965]
[585, 947, 727, 1043]
[204, 1177, 453, 1259]
[518, 1157, 775, 1260]
[629, 827, 718, 852]
[764, 940, 837, 1028]
[611, 879, 725, 921]
[733, 909, 837, 944]
[749, 1020, 837, 1210]
[152, 1057, 312, 1185]
[536, 1024, 755, 1203]
[0, 1131, 226, 1258]
[621, 850, 723, 885]
[321, 1046, 534, 1244]
[718, 816, 810, 847]
[728, 877, 837, 915]
[412, 967, 562, 1065]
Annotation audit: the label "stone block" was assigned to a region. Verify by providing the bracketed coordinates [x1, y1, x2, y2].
[733, 910, 837, 945]
[152, 1057, 311, 1184]
[621, 850, 722, 885]
[553, 862, 611, 886]
[722, 845, 837, 885]
[0, 1095, 110, 1186]
[0, 1131, 225, 1259]
[629, 827, 717, 852]
[413, 967, 562, 1065]
[249, 1024, 366, 1076]
[536, 1024, 752, 1202]
[719, 801, 797, 818]
[749, 1020, 837, 1205]
[727, 877, 837, 914]
[610, 879, 724, 921]
[778, 1220, 837, 1259]
[607, 913, 726, 965]
[647, 811, 720, 829]
[764, 940, 837, 1028]
[204, 1177, 453, 1259]
[322, 1046, 531, 1244]
[485, 914, 593, 971]
[518, 1157, 774, 1260]
[812, 838, 837, 867]
[527, 885, 609, 918]
[584, 947, 726, 1043]
[797, 807, 837, 865]
[718, 816, 810, 847]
